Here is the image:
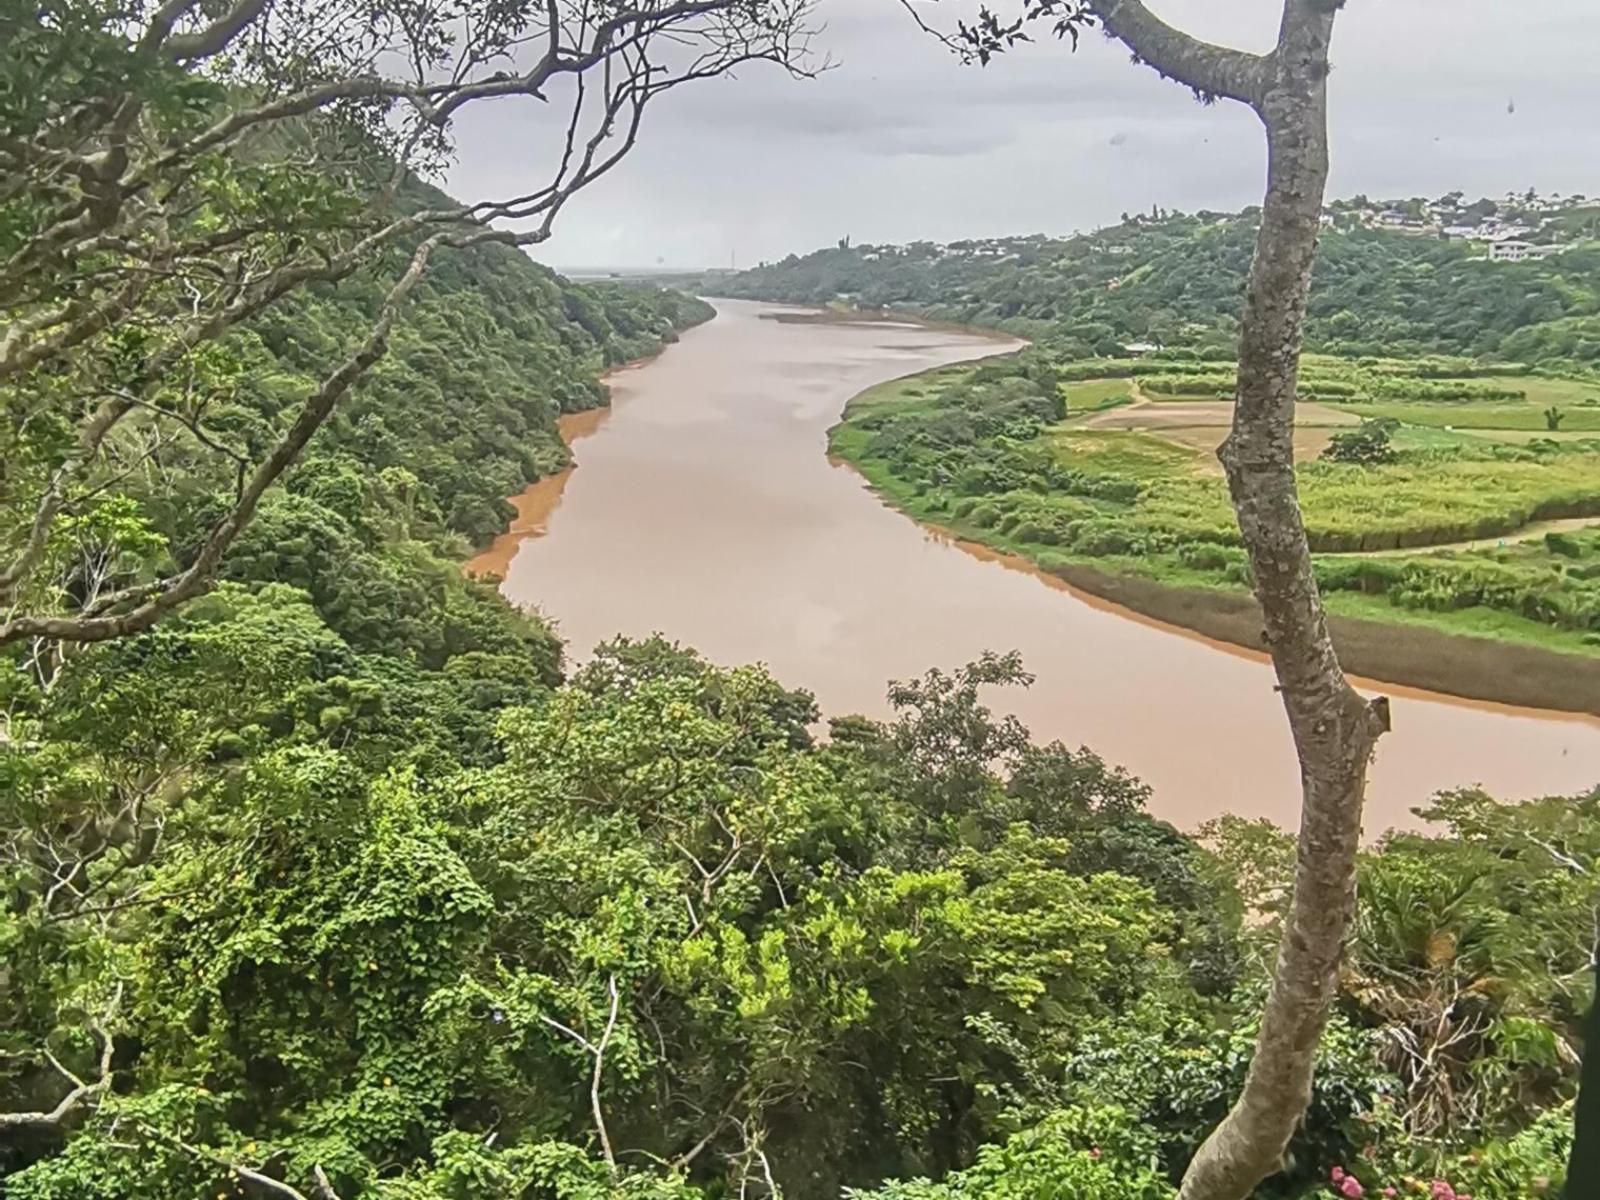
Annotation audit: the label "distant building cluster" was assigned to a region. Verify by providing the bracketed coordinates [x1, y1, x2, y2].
[1322, 189, 1593, 262]
[793, 190, 1594, 277]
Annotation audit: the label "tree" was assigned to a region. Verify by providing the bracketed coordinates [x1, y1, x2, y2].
[1321, 418, 1399, 465]
[1573, 950, 1600, 1197]
[911, 3, 1391, 1197]
[1, 0, 813, 653]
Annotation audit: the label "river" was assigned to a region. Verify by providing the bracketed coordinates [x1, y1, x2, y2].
[476, 299, 1600, 833]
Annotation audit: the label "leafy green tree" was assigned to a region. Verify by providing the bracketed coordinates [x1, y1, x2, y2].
[1322, 419, 1401, 466]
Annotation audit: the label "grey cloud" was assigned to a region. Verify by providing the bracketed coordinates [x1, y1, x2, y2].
[441, 0, 1600, 269]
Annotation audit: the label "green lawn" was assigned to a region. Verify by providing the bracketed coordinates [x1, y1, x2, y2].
[1063, 378, 1134, 412]
[1127, 366, 1600, 429]
[1049, 428, 1199, 481]
[1508, 375, 1600, 407]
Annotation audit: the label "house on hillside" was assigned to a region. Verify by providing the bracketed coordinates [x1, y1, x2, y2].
[1487, 238, 1559, 263]
[1122, 341, 1161, 357]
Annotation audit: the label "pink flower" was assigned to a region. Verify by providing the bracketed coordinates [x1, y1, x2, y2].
[1333, 1167, 1347, 1183]
[1431, 1182, 1456, 1200]
[1089, 1148, 1102, 1160]
[1383, 1190, 1397, 1198]
[1341, 1177, 1366, 1199]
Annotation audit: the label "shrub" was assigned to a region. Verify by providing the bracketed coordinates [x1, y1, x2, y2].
[847, 1108, 1174, 1200]
[1176, 542, 1245, 573]
[1322, 419, 1400, 465]
[1544, 531, 1586, 557]
[1072, 522, 1145, 556]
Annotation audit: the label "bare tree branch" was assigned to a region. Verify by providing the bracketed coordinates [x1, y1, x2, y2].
[0, 233, 439, 645]
[0, 984, 122, 1131]
[139, 1123, 344, 1200]
[1087, 0, 1269, 107]
[162, 0, 274, 61]
[541, 975, 623, 1175]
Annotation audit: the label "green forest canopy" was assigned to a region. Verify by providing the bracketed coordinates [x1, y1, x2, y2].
[709, 209, 1600, 368]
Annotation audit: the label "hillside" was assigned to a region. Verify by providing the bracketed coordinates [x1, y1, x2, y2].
[711, 205, 1600, 367]
[2, 222, 712, 763]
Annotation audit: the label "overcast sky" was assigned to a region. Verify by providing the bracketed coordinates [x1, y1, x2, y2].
[444, 0, 1599, 270]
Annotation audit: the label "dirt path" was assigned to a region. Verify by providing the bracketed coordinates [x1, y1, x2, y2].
[1076, 388, 1357, 462]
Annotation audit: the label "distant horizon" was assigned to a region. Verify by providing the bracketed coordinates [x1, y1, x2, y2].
[534, 184, 1596, 274]
[449, 0, 1599, 270]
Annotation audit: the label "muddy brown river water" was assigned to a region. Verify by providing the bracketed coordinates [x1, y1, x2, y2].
[477, 299, 1600, 833]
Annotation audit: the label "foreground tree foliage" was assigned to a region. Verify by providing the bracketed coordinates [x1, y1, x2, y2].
[3, 615, 1592, 1198]
[0, 0, 810, 648]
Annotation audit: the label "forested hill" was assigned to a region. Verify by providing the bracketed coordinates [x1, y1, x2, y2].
[711, 212, 1600, 366]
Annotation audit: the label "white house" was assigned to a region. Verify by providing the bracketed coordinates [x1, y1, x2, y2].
[1488, 239, 1558, 263]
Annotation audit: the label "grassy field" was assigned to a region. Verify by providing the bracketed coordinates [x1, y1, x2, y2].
[831, 352, 1600, 667]
[1063, 378, 1134, 412]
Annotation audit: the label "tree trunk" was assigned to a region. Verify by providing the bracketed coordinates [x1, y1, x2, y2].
[1570, 947, 1600, 1197]
[1178, 3, 1389, 1197]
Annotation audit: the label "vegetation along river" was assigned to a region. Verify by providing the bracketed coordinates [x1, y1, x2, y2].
[473, 299, 1600, 833]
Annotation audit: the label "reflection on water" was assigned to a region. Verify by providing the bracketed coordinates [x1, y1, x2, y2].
[490, 299, 1600, 833]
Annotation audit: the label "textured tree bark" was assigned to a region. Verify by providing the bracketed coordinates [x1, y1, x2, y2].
[1177, 3, 1391, 1198]
[1570, 947, 1599, 1198]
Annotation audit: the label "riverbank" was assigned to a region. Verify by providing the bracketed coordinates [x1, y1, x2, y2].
[467, 296, 1600, 829]
[830, 361, 1600, 718]
[1048, 560, 1600, 717]
[464, 405, 613, 578]
[464, 324, 704, 579]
